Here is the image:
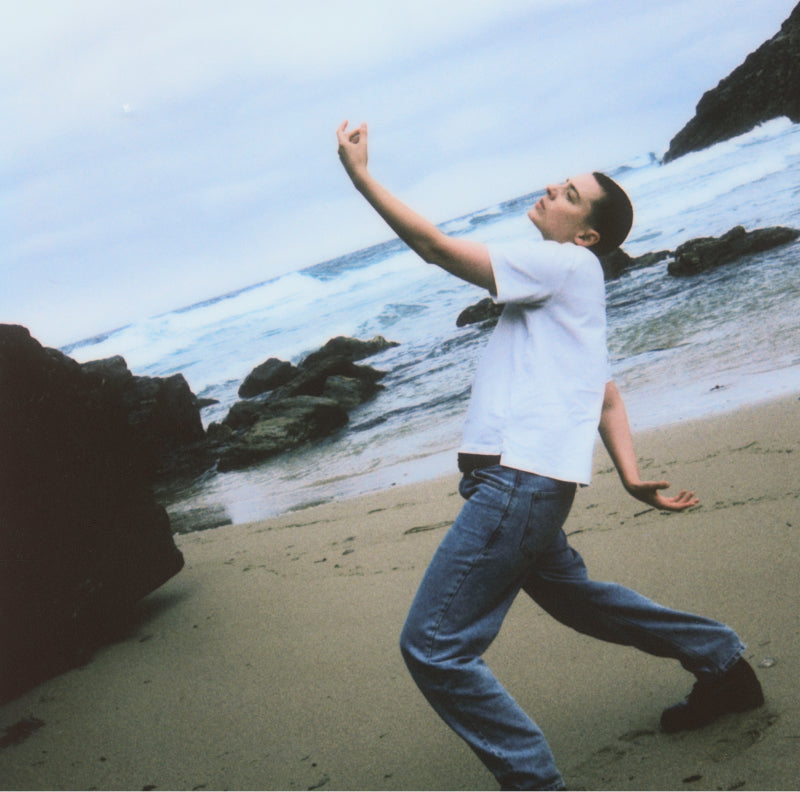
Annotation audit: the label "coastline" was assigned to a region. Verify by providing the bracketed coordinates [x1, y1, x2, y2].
[1, 393, 798, 791]
[166, 368, 800, 529]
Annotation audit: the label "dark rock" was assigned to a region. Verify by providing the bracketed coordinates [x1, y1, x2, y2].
[322, 374, 381, 410]
[80, 356, 209, 483]
[668, 225, 800, 276]
[599, 248, 673, 280]
[0, 325, 184, 701]
[236, 335, 394, 411]
[664, 4, 800, 162]
[217, 396, 349, 472]
[205, 421, 234, 443]
[222, 399, 265, 431]
[282, 354, 385, 400]
[208, 336, 397, 474]
[599, 248, 635, 280]
[298, 335, 398, 369]
[238, 358, 297, 398]
[456, 297, 505, 328]
[630, 250, 673, 270]
[126, 374, 205, 446]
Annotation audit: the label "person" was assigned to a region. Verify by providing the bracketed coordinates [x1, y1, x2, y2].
[336, 121, 764, 791]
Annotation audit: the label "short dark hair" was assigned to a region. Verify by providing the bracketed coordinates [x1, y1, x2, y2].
[587, 172, 634, 256]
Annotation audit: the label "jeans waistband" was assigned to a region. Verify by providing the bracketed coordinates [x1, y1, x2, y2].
[457, 452, 502, 475]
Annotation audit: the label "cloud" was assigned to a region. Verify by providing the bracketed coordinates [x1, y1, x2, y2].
[1, 0, 797, 346]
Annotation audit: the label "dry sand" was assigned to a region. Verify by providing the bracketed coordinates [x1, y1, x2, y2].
[1, 394, 798, 791]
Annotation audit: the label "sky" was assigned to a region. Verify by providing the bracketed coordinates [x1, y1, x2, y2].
[3, 0, 797, 348]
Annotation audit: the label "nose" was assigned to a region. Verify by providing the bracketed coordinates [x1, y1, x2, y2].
[545, 184, 557, 199]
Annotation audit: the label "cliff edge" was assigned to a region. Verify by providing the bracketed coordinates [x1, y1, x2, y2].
[664, 3, 800, 162]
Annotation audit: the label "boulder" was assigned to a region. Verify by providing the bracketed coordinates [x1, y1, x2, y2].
[323, 374, 380, 410]
[282, 354, 385, 401]
[237, 335, 396, 404]
[217, 396, 349, 472]
[207, 336, 397, 475]
[599, 248, 673, 280]
[238, 357, 297, 398]
[668, 225, 800, 276]
[80, 355, 210, 483]
[456, 297, 505, 328]
[0, 325, 184, 701]
[598, 248, 634, 280]
[298, 335, 398, 369]
[664, 4, 800, 162]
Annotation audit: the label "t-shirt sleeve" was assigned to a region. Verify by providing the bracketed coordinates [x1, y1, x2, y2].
[489, 240, 575, 304]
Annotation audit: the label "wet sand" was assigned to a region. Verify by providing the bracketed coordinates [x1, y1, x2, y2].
[1, 395, 798, 790]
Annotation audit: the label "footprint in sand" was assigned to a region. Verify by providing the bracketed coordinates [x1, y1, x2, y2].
[708, 711, 779, 762]
[576, 728, 657, 771]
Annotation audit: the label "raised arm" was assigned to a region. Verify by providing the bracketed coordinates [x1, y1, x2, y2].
[336, 121, 496, 294]
[598, 380, 699, 512]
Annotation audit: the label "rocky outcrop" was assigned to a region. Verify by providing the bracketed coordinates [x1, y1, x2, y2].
[298, 335, 399, 369]
[664, 3, 800, 162]
[280, 354, 385, 401]
[0, 325, 184, 701]
[238, 335, 398, 400]
[238, 358, 296, 398]
[456, 297, 505, 328]
[668, 225, 800, 276]
[206, 335, 398, 473]
[80, 355, 208, 478]
[598, 249, 672, 281]
[212, 396, 349, 472]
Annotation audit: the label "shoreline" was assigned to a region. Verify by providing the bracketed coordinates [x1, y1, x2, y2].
[168, 372, 800, 529]
[1, 393, 798, 790]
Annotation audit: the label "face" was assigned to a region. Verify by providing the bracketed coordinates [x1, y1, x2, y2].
[527, 173, 603, 248]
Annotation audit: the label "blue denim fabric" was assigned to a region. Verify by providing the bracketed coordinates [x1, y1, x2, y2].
[400, 465, 745, 790]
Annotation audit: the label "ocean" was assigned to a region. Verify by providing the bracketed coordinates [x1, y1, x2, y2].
[64, 118, 800, 525]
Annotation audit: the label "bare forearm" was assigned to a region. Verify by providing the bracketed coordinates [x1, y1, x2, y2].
[336, 121, 495, 292]
[598, 380, 699, 511]
[351, 170, 447, 265]
[598, 380, 639, 489]
[351, 169, 494, 290]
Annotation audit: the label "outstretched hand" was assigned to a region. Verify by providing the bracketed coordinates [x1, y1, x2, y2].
[337, 120, 369, 182]
[624, 480, 699, 512]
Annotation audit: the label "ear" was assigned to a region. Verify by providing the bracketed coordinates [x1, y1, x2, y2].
[573, 227, 600, 249]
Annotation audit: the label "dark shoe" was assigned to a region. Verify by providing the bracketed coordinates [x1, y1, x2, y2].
[660, 658, 764, 733]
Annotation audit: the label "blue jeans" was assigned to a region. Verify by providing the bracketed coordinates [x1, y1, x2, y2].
[399, 465, 745, 790]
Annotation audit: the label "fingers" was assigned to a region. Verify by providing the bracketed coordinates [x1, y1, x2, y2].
[632, 480, 699, 511]
[336, 120, 367, 144]
[659, 489, 700, 512]
[348, 123, 367, 145]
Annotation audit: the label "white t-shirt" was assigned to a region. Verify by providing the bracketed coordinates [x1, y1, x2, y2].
[460, 239, 608, 484]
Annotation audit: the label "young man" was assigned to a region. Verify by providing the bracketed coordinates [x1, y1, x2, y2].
[336, 121, 764, 791]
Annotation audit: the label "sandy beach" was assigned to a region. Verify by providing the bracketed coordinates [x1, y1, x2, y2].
[1, 394, 798, 791]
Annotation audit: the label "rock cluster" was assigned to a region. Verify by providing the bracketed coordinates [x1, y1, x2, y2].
[0, 325, 185, 701]
[209, 335, 398, 472]
[664, 3, 800, 162]
[668, 226, 800, 276]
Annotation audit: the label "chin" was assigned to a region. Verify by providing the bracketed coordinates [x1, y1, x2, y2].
[527, 209, 543, 232]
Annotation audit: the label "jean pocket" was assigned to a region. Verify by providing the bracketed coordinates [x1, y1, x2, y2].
[519, 488, 575, 558]
[470, 465, 514, 490]
[459, 464, 512, 500]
